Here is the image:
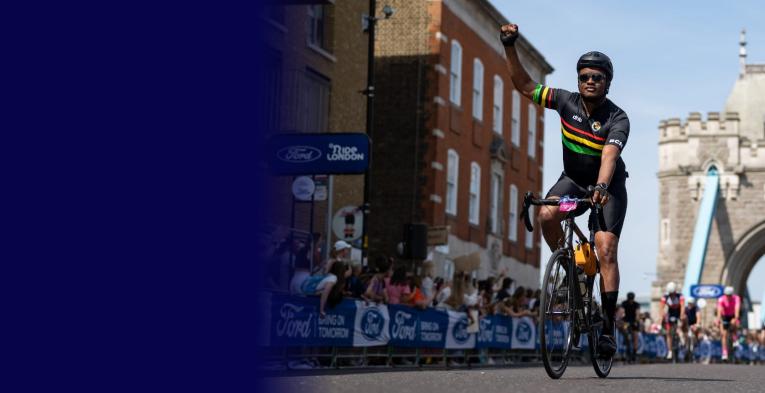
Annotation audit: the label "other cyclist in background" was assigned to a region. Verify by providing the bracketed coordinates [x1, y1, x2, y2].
[621, 292, 640, 362]
[500, 23, 630, 360]
[683, 298, 700, 353]
[717, 286, 741, 361]
[659, 282, 685, 360]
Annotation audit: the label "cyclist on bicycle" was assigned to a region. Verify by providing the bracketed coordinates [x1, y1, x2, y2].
[659, 282, 685, 360]
[683, 298, 700, 347]
[500, 24, 629, 359]
[621, 292, 640, 362]
[717, 286, 741, 361]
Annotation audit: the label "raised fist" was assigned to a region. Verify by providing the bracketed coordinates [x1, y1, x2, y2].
[499, 24, 519, 46]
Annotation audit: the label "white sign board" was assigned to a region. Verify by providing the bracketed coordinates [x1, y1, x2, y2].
[292, 176, 316, 201]
[332, 205, 363, 241]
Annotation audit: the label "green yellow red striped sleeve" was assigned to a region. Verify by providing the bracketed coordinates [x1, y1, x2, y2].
[532, 84, 555, 109]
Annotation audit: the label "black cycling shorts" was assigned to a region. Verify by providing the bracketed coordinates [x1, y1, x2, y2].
[545, 172, 628, 237]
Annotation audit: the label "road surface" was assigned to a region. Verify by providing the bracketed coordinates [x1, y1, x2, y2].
[265, 363, 764, 393]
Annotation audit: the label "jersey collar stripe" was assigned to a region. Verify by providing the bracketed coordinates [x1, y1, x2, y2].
[561, 118, 606, 141]
[561, 127, 604, 150]
[562, 135, 601, 156]
[546, 88, 553, 108]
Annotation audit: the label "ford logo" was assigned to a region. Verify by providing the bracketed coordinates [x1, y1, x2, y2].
[360, 309, 384, 340]
[691, 284, 723, 298]
[516, 320, 533, 343]
[276, 146, 322, 164]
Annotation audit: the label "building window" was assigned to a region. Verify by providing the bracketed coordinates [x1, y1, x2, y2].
[490, 172, 502, 234]
[472, 59, 484, 120]
[511, 90, 521, 147]
[661, 218, 670, 245]
[525, 206, 534, 249]
[450, 40, 462, 106]
[469, 162, 481, 225]
[508, 184, 518, 241]
[307, 5, 327, 49]
[493, 76, 503, 134]
[302, 69, 331, 133]
[527, 104, 537, 158]
[446, 149, 459, 215]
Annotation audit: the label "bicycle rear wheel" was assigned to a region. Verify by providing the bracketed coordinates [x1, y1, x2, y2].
[586, 272, 613, 377]
[540, 250, 574, 379]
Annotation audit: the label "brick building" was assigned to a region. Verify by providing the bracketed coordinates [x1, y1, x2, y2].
[260, 1, 368, 272]
[369, 0, 553, 287]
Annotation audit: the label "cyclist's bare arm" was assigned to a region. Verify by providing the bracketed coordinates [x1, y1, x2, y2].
[500, 24, 537, 99]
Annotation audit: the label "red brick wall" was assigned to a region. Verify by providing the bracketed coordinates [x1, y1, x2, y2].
[425, 4, 545, 267]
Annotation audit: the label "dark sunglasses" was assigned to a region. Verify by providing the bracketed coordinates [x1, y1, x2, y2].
[578, 73, 606, 83]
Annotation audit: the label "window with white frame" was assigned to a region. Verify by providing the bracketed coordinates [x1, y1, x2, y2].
[469, 162, 481, 225]
[472, 59, 483, 120]
[511, 90, 521, 146]
[307, 5, 327, 50]
[508, 184, 518, 241]
[525, 205, 534, 249]
[490, 172, 501, 233]
[446, 149, 459, 215]
[450, 40, 462, 106]
[661, 218, 670, 245]
[493, 76, 503, 134]
[527, 104, 537, 158]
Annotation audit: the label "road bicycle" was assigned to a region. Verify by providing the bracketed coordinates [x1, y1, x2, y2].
[522, 191, 612, 379]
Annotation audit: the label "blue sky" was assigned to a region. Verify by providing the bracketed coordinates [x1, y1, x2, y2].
[491, 0, 765, 299]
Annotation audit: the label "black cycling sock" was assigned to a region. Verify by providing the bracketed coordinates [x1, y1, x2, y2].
[602, 291, 619, 335]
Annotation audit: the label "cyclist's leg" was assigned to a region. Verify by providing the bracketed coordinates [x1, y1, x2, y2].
[592, 180, 626, 357]
[721, 318, 730, 359]
[539, 173, 585, 251]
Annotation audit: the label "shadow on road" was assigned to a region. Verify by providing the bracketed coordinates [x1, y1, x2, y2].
[571, 376, 733, 382]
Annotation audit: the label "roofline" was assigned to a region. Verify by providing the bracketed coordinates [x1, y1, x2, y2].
[476, 0, 554, 74]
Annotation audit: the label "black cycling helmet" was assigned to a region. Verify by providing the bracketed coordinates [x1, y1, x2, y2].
[577, 51, 613, 81]
[627, 292, 635, 300]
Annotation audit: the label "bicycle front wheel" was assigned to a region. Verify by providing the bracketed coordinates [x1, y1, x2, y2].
[539, 249, 574, 379]
[587, 272, 613, 377]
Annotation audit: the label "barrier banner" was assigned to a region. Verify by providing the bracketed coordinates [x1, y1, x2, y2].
[511, 317, 536, 350]
[642, 334, 656, 358]
[475, 315, 512, 349]
[418, 308, 449, 348]
[269, 293, 356, 347]
[388, 305, 419, 347]
[445, 310, 475, 349]
[353, 301, 390, 347]
[655, 335, 667, 359]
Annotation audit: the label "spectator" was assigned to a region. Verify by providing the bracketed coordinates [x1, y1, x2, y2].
[529, 289, 541, 313]
[386, 266, 413, 305]
[363, 256, 390, 303]
[344, 264, 365, 298]
[496, 286, 535, 319]
[406, 276, 431, 309]
[298, 260, 351, 317]
[443, 272, 468, 310]
[316, 240, 352, 274]
[420, 260, 435, 299]
[495, 277, 514, 302]
[433, 277, 451, 308]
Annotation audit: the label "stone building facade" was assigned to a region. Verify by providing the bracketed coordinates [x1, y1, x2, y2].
[654, 31, 765, 323]
[369, 0, 553, 287]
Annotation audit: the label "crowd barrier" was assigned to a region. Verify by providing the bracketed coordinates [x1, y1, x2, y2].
[258, 292, 765, 366]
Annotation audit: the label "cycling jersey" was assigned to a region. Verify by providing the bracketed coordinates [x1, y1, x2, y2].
[685, 305, 698, 325]
[532, 84, 630, 187]
[621, 300, 639, 323]
[661, 293, 683, 318]
[718, 294, 740, 317]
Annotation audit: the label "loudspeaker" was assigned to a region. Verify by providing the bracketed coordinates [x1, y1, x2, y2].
[403, 223, 428, 260]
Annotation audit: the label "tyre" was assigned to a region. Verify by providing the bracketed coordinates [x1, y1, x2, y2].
[539, 249, 574, 379]
[586, 271, 613, 378]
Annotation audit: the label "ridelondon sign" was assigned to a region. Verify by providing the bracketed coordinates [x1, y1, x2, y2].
[268, 133, 370, 175]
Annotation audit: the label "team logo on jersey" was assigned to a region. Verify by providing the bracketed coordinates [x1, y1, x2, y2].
[591, 121, 602, 132]
[572, 114, 583, 123]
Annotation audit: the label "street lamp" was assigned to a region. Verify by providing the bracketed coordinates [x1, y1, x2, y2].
[360, 1, 393, 266]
